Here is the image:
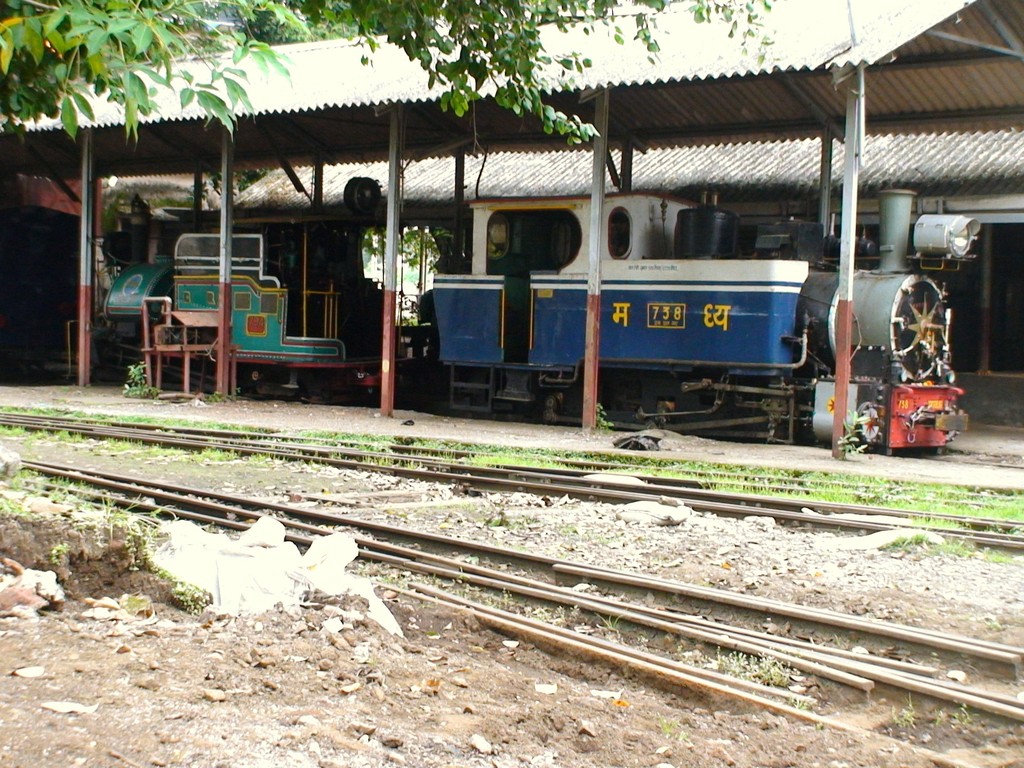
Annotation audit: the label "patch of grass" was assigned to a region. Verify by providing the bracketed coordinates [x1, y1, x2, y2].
[657, 717, 690, 742]
[716, 651, 792, 688]
[123, 362, 160, 400]
[0, 495, 32, 518]
[952, 705, 974, 727]
[0, 425, 28, 438]
[48, 542, 69, 567]
[102, 504, 163, 571]
[891, 697, 917, 728]
[186, 448, 239, 464]
[883, 533, 935, 551]
[980, 549, 1017, 564]
[927, 540, 977, 558]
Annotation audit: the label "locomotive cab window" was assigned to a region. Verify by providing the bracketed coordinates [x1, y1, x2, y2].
[608, 207, 631, 259]
[485, 209, 582, 275]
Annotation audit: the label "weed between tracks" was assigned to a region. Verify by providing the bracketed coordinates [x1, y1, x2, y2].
[2, 407, 1024, 526]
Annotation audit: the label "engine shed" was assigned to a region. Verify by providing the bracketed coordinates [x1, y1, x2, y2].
[3, 0, 1024, 449]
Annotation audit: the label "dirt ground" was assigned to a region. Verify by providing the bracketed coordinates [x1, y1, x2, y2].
[2, 384, 1024, 768]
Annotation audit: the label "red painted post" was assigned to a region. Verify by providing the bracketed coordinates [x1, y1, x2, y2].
[76, 128, 94, 387]
[581, 293, 601, 428]
[831, 65, 865, 459]
[379, 106, 403, 418]
[216, 129, 235, 398]
[581, 90, 610, 431]
[380, 288, 397, 416]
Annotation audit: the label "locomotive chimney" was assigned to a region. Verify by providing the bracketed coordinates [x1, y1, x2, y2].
[877, 189, 916, 272]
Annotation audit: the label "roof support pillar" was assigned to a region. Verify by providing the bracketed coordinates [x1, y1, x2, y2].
[818, 125, 834, 229]
[582, 89, 610, 431]
[831, 65, 865, 459]
[453, 148, 466, 272]
[380, 105, 404, 417]
[76, 128, 95, 387]
[192, 162, 203, 232]
[978, 223, 993, 373]
[216, 128, 235, 397]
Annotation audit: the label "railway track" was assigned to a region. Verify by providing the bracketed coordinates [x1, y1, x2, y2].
[2, 411, 1023, 551]
[15, 458, 1024, 729]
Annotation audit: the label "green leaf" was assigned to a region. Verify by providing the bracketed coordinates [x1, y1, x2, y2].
[43, 7, 68, 36]
[0, 36, 13, 75]
[71, 89, 94, 122]
[21, 20, 44, 63]
[60, 95, 78, 138]
[131, 24, 153, 54]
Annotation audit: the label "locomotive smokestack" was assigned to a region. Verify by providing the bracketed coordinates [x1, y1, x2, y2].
[877, 189, 916, 272]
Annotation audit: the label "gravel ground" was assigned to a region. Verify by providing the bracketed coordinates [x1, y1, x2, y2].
[1, 384, 1024, 768]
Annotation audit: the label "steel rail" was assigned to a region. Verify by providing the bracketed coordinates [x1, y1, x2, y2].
[4, 412, 1022, 549]
[21, 461, 1024, 724]
[0, 410, 1014, 507]
[23, 459, 1024, 666]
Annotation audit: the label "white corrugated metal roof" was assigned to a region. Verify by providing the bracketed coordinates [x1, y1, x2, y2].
[235, 129, 1024, 211]
[543, 0, 973, 87]
[30, 0, 978, 132]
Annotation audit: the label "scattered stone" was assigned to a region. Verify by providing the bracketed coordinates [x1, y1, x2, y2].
[828, 529, 945, 551]
[469, 733, 493, 754]
[0, 444, 21, 478]
[946, 670, 968, 684]
[0, 586, 47, 618]
[202, 688, 227, 702]
[616, 500, 692, 526]
[351, 721, 377, 736]
[26, 497, 74, 516]
[578, 720, 597, 737]
[582, 473, 646, 487]
[12, 666, 45, 678]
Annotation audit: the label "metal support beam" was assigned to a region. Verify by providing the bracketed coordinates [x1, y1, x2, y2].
[453, 148, 465, 272]
[216, 129, 235, 397]
[979, 223, 993, 372]
[257, 124, 312, 203]
[620, 141, 634, 193]
[313, 154, 324, 213]
[192, 163, 203, 232]
[831, 66, 865, 459]
[781, 74, 845, 142]
[76, 129, 94, 387]
[981, 1, 1024, 53]
[27, 146, 81, 204]
[380, 106, 404, 417]
[926, 29, 1024, 63]
[582, 89, 610, 431]
[605, 150, 621, 189]
[818, 125, 834, 229]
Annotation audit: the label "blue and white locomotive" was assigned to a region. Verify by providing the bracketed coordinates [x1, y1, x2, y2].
[431, 193, 969, 452]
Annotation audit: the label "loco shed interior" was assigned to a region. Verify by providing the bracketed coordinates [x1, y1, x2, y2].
[4, 0, 1024, 446]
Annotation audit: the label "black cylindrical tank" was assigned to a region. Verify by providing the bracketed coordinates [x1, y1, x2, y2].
[674, 206, 739, 259]
[797, 270, 951, 382]
[797, 271, 840, 369]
